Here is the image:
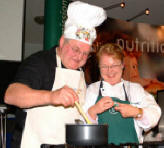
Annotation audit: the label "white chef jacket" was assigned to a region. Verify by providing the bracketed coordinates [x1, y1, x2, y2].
[83, 79, 161, 143]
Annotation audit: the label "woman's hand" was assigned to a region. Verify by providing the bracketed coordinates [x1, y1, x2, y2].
[95, 96, 114, 114]
[114, 103, 142, 118]
[88, 96, 114, 120]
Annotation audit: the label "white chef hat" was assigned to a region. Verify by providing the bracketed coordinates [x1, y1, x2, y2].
[64, 1, 107, 45]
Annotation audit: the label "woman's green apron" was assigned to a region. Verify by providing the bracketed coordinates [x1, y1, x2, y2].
[96, 81, 139, 145]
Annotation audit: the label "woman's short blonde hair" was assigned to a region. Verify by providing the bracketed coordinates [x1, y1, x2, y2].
[97, 43, 124, 62]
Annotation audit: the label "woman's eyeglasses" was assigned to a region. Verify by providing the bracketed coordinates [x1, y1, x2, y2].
[99, 64, 122, 71]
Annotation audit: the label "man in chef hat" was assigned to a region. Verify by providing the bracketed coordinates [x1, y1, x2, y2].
[4, 1, 107, 148]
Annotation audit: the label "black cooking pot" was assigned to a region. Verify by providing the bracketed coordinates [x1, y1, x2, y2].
[66, 124, 108, 146]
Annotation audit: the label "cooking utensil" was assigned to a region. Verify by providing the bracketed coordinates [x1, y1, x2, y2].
[66, 124, 108, 146]
[75, 101, 92, 124]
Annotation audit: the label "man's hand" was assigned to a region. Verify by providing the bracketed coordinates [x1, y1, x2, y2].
[50, 85, 79, 107]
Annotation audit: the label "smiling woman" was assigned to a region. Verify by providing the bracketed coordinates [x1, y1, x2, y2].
[97, 43, 124, 85]
[82, 43, 161, 146]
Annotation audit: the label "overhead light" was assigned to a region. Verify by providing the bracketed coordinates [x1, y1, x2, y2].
[127, 8, 150, 22]
[145, 8, 150, 15]
[104, 2, 125, 10]
[120, 2, 125, 8]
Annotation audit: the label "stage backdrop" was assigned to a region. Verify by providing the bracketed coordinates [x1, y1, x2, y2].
[85, 17, 164, 95]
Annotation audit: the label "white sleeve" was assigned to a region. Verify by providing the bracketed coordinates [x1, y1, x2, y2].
[129, 83, 161, 130]
[83, 84, 99, 112]
[81, 83, 99, 123]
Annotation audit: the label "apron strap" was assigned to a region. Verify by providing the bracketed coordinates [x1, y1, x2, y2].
[56, 48, 62, 68]
[98, 80, 103, 96]
[99, 80, 129, 102]
[123, 83, 129, 101]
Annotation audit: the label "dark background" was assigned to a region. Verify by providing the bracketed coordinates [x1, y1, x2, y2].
[0, 61, 21, 104]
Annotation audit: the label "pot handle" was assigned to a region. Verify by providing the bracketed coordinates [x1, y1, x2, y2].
[75, 119, 84, 124]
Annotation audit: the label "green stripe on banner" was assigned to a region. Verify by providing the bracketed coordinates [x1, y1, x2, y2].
[44, 0, 69, 50]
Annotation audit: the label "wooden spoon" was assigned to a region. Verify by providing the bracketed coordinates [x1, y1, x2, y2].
[75, 101, 92, 124]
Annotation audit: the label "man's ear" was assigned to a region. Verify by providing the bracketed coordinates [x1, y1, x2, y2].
[59, 35, 65, 48]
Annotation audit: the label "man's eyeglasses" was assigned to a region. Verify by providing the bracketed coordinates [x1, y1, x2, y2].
[67, 42, 90, 58]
